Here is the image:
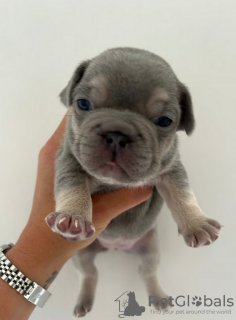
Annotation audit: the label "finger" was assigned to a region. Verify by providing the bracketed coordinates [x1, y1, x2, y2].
[92, 187, 152, 227]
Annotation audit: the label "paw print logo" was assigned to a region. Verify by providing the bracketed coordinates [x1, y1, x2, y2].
[192, 296, 202, 307]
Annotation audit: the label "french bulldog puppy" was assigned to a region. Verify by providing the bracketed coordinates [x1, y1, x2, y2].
[45, 48, 222, 317]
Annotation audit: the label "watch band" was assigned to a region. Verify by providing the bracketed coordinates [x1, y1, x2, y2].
[0, 243, 51, 308]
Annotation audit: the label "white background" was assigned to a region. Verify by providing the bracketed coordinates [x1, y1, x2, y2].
[0, 1, 235, 319]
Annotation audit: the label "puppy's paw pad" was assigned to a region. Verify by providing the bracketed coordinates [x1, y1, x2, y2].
[74, 300, 92, 318]
[207, 218, 223, 230]
[57, 215, 70, 232]
[71, 217, 82, 234]
[180, 217, 222, 248]
[45, 212, 95, 241]
[45, 214, 55, 228]
[153, 294, 172, 311]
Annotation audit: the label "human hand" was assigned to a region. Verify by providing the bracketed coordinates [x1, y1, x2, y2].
[6, 108, 152, 289]
[1, 108, 151, 320]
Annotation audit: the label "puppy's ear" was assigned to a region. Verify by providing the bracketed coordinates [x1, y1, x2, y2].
[178, 83, 195, 135]
[59, 60, 90, 107]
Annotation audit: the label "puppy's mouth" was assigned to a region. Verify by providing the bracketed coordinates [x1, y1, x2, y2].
[98, 157, 128, 180]
[106, 159, 119, 166]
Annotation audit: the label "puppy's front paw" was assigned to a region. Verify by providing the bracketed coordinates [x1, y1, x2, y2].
[179, 217, 222, 248]
[153, 294, 172, 312]
[73, 298, 93, 318]
[45, 213, 95, 241]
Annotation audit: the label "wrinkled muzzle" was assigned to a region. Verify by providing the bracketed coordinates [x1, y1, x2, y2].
[72, 109, 160, 185]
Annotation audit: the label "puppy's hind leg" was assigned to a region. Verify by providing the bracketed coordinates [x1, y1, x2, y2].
[73, 239, 107, 318]
[131, 228, 170, 311]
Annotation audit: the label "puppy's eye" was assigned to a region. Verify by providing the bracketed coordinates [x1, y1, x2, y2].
[77, 99, 91, 111]
[155, 116, 172, 127]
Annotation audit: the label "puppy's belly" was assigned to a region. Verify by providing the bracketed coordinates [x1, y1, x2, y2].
[97, 235, 141, 250]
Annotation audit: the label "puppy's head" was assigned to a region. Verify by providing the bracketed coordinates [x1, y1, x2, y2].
[60, 48, 195, 186]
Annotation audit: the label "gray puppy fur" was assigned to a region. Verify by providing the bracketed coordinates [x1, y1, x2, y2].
[45, 48, 222, 317]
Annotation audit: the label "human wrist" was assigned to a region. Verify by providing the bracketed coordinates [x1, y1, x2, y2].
[4, 215, 96, 289]
[5, 223, 66, 289]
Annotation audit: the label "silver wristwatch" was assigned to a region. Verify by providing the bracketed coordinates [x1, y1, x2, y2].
[0, 243, 51, 308]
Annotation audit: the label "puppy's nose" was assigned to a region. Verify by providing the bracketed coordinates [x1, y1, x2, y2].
[104, 132, 130, 151]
